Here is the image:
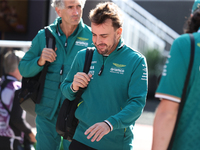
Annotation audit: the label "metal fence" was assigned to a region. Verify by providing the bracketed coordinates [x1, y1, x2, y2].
[0, 40, 31, 77]
[0, 40, 31, 52]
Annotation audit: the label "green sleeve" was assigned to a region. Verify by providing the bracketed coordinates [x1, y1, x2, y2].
[107, 57, 148, 130]
[18, 30, 45, 77]
[60, 51, 84, 100]
[156, 35, 190, 100]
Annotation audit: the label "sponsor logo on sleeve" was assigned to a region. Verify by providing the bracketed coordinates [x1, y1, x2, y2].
[141, 64, 148, 80]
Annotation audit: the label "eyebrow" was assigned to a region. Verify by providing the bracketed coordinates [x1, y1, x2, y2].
[92, 32, 108, 36]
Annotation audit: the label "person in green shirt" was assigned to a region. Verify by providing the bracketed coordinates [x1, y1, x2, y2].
[61, 2, 148, 150]
[18, 0, 92, 149]
[152, 0, 200, 149]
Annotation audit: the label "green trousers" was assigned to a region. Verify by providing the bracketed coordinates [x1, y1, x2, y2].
[35, 111, 71, 150]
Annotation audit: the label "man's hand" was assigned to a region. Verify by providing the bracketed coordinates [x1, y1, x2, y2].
[84, 122, 110, 142]
[72, 72, 92, 91]
[29, 132, 36, 143]
[38, 48, 57, 66]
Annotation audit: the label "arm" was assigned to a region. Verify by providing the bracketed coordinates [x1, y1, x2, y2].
[19, 30, 57, 77]
[85, 56, 148, 142]
[152, 99, 179, 150]
[152, 35, 191, 150]
[61, 51, 92, 100]
[107, 57, 147, 129]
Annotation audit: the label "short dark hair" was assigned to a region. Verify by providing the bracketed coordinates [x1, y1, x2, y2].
[89, 2, 123, 30]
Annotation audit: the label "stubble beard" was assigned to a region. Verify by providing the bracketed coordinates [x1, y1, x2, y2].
[96, 35, 117, 55]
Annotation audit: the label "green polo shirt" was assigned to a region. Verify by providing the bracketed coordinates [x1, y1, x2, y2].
[155, 33, 200, 150]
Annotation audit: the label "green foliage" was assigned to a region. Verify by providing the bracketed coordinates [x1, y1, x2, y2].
[143, 49, 165, 77]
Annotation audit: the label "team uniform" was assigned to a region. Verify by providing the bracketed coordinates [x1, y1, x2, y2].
[19, 17, 93, 150]
[61, 39, 148, 150]
[155, 32, 200, 149]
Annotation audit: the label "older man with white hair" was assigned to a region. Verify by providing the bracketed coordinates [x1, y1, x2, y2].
[18, 0, 93, 149]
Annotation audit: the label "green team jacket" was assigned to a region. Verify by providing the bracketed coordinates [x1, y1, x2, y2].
[18, 17, 93, 119]
[61, 40, 148, 150]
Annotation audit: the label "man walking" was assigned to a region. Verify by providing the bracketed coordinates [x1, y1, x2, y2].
[19, 0, 92, 149]
[61, 2, 148, 150]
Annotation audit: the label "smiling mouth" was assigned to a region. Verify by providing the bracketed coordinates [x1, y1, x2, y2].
[97, 44, 106, 48]
[97, 45, 105, 49]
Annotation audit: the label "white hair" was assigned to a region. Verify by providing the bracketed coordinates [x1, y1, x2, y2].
[51, 0, 86, 9]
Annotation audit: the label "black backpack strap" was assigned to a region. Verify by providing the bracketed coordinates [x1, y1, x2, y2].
[167, 34, 195, 150]
[83, 47, 95, 73]
[66, 47, 95, 127]
[0, 76, 11, 92]
[35, 28, 56, 103]
[45, 27, 56, 50]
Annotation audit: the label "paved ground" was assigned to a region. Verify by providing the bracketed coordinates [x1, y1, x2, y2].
[133, 98, 160, 150]
[136, 98, 160, 125]
[27, 98, 160, 150]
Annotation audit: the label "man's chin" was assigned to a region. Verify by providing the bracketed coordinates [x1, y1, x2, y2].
[72, 18, 81, 22]
[97, 49, 107, 55]
[97, 49, 103, 54]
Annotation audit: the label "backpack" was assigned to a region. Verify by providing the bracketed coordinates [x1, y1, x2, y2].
[0, 76, 19, 136]
[17, 28, 55, 117]
[0, 77, 35, 149]
[0, 76, 13, 115]
[56, 47, 95, 141]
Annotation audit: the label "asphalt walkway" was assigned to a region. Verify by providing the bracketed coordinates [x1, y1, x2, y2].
[132, 98, 159, 150]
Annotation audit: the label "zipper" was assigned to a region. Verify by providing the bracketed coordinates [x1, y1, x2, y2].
[98, 43, 124, 76]
[124, 128, 127, 137]
[60, 65, 64, 75]
[58, 65, 64, 89]
[98, 55, 108, 76]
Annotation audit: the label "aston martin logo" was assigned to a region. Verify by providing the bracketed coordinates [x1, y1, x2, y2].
[113, 63, 126, 68]
[77, 37, 89, 41]
[110, 63, 126, 74]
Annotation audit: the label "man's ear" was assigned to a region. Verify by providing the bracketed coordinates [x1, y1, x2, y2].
[55, 7, 61, 17]
[117, 27, 122, 38]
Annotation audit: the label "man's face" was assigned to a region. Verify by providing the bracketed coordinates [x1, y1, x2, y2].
[91, 19, 122, 55]
[57, 0, 83, 26]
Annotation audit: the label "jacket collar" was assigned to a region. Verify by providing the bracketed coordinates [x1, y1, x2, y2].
[109, 38, 125, 56]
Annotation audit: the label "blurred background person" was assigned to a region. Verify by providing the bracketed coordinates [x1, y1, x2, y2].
[152, 0, 200, 149]
[0, 50, 36, 150]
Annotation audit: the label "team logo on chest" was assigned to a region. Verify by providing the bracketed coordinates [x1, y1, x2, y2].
[75, 37, 89, 47]
[110, 63, 126, 74]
